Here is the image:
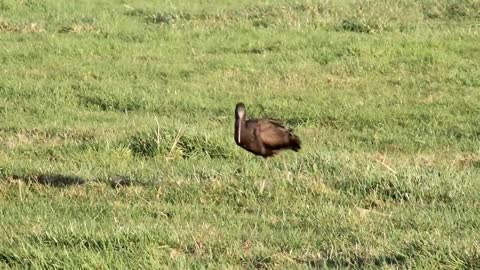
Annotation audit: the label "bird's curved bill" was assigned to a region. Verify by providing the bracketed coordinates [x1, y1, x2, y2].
[237, 123, 241, 143]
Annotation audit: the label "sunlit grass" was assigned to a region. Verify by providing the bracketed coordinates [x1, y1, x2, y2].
[1, 0, 479, 268]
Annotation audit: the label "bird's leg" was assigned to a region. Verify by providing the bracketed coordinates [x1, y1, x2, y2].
[280, 155, 286, 170]
[282, 155, 292, 181]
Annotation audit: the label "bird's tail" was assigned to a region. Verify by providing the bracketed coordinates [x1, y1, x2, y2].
[289, 133, 301, 151]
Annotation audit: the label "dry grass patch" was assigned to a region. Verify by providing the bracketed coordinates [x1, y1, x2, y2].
[0, 20, 44, 33]
[451, 153, 480, 168]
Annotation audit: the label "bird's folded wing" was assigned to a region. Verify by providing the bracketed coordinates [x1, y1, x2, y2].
[257, 120, 291, 147]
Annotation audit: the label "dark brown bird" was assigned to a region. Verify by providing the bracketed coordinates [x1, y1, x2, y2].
[234, 102, 301, 158]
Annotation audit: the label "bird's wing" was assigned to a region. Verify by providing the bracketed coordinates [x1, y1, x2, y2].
[256, 119, 292, 147]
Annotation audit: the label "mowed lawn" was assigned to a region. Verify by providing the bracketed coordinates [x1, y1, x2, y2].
[1, 0, 479, 268]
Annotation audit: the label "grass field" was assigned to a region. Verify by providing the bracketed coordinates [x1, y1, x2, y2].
[1, 0, 480, 268]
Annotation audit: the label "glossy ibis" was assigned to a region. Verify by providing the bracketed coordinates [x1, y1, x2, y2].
[234, 102, 301, 158]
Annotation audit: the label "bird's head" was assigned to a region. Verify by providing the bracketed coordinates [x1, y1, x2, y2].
[235, 103, 246, 120]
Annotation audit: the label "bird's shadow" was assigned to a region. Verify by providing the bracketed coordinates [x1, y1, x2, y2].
[10, 173, 156, 189]
[12, 173, 86, 188]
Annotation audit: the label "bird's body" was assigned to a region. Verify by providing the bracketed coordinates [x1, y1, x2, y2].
[234, 103, 301, 158]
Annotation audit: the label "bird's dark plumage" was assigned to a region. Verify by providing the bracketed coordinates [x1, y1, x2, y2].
[234, 103, 301, 158]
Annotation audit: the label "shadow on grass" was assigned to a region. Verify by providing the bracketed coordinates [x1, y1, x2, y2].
[0, 251, 32, 269]
[296, 253, 408, 268]
[9, 173, 157, 189]
[109, 175, 144, 188]
[12, 173, 86, 187]
[241, 255, 274, 269]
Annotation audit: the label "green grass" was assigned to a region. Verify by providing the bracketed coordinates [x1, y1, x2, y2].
[1, 0, 479, 268]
